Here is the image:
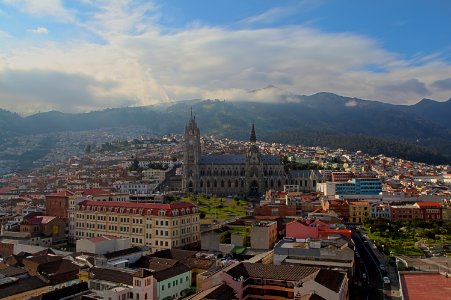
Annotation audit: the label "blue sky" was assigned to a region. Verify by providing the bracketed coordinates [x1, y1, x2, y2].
[0, 0, 450, 114]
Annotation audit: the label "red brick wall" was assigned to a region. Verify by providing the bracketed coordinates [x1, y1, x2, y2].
[46, 195, 69, 218]
[254, 205, 297, 216]
[0, 242, 14, 258]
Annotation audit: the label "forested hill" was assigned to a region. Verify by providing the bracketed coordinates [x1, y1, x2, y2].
[1, 92, 450, 164]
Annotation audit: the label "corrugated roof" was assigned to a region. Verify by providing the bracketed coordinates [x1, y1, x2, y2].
[226, 262, 319, 281]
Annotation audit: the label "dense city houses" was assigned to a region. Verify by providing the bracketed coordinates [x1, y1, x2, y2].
[0, 112, 449, 299]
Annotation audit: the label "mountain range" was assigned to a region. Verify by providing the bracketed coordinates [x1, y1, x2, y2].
[1, 91, 450, 164]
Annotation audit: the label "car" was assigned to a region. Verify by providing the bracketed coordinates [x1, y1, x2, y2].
[380, 264, 385, 270]
[362, 273, 367, 280]
[383, 277, 390, 284]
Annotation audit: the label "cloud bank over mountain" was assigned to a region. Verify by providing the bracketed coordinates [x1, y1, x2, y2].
[0, 1, 450, 114]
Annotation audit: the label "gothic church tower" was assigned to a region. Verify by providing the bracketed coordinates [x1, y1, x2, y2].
[183, 109, 201, 193]
[245, 123, 264, 196]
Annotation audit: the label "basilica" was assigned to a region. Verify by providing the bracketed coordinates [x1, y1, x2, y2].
[182, 112, 319, 197]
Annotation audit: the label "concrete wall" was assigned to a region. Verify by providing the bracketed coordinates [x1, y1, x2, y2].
[250, 222, 277, 250]
[231, 233, 244, 246]
[201, 230, 220, 251]
[76, 237, 131, 255]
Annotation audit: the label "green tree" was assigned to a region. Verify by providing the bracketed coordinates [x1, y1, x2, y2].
[129, 158, 141, 171]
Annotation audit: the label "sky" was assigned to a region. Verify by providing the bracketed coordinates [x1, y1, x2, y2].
[0, 0, 451, 114]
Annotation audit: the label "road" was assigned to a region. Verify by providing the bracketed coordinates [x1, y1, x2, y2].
[352, 229, 385, 300]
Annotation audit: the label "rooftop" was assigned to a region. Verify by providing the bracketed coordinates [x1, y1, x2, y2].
[87, 235, 122, 244]
[400, 272, 451, 300]
[77, 200, 197, 216]
[226, 262, 319, 282]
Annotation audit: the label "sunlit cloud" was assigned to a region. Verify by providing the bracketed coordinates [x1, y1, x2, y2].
[0, 1, 450, 114]
[2, 0, 74, 22]
[27, 26, 48, 34]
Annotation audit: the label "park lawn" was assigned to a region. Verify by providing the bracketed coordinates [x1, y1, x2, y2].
[362, 225, 423, 256]
[181, 195, 248, 224]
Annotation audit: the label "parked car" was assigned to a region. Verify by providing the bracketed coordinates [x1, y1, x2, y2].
[383, 277, 390, 284]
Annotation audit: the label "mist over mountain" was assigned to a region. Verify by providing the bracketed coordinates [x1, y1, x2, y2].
[1, 92, 450, 164]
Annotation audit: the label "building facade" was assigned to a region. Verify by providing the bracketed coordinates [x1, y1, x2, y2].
[182, 112, 318, 197]
[72, 201, 200, 252]
[349, 202, 370, 223]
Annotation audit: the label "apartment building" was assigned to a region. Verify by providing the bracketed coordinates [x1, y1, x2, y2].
[349, 202, 370, 223]
[371, 203, 391, 220]
[113, 181, 158, 195]
[390, 205, 422, 222]
[72, 201, 200, 251]
[223, 262, 348, 300]
[414, 202, 443, 220]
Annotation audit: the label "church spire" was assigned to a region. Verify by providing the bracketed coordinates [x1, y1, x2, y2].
[250, 123, 257, 143]
[190, 106, 193, 120]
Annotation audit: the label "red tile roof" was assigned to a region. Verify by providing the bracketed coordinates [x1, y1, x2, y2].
[350, 202, 369, 206]
[26, 216, 57, 225]
[415, 202, 442, 207]
[77, 200, 198, 216]
[0, 187, 16, 193]
[400, 273, 451, 300]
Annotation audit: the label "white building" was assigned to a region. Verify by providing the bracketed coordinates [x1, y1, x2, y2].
[76, 235, 131, 255]
[113, 181, 159, 195]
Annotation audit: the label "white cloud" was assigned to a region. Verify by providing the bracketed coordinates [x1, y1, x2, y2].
[0, 0, 451, 113]
[345, 100, 358, 107]
[0, 29, 10, 37]
[27, 26, 48, 34]
[2, 0, 74, 21]
[240, 0, 323, 25]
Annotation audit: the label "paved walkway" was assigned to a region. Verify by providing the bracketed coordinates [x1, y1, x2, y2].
[399, 255, 451, 274]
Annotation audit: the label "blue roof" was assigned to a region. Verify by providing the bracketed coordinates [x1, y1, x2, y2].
[262, 155, 281, 165]
[200, 155, 245, 165]
[199, 154, 282, 165]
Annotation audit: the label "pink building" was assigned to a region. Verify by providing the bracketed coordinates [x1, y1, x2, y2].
[286, 220, 352, 239]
